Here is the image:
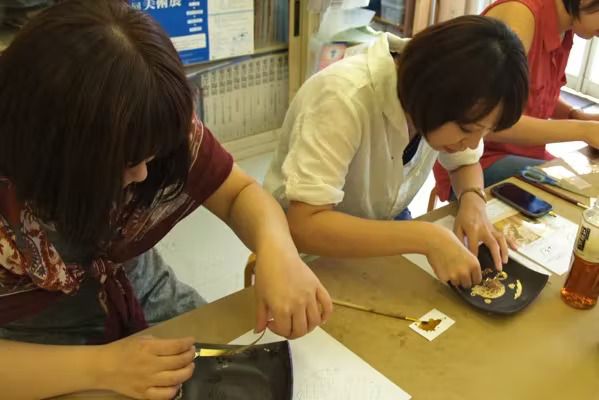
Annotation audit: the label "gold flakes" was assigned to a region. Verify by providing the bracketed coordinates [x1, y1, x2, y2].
[514, 279, 523, 299]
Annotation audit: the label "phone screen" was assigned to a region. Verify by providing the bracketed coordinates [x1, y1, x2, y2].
[493, 183, 552, 215]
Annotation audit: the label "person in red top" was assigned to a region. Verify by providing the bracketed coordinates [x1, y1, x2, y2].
[0, 1, 332, 399]
[433, 0, 599, 202]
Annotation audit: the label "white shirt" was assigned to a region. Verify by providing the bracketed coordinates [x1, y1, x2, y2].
[265, 33, 483, 220]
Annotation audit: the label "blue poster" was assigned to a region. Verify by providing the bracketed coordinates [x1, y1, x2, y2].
[130, 0, 210, 64]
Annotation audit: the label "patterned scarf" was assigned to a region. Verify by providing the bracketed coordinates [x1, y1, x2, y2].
[0, 195, 148, 343]
[0, 116, 213, 343]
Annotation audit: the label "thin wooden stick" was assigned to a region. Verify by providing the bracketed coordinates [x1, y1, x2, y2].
[333, 299, 420, 323]
[514, 175, 588, 210]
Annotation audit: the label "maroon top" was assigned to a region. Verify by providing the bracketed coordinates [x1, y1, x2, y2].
[0, 117, 233, 343]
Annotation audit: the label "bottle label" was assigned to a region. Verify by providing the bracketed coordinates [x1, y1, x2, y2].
[574, 218, 599, 263]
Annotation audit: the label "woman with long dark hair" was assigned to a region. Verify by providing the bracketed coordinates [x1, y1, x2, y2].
[0, 1, 332, 398]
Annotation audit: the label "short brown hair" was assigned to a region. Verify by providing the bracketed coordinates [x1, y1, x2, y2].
[0, 0, 193, 251]
[398, 15, 528, 137]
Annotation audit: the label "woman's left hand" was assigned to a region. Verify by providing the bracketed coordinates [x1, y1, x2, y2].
[454, 193, 513, 271]
[253, 246, 333, 339]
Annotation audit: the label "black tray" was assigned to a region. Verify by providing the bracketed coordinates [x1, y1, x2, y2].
[180, 340, 292, 400]
[449, 245, 549, 314]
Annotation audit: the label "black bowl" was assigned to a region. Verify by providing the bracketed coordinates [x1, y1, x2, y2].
[449, 245, 549, 314]
[180, 341, 292, 400]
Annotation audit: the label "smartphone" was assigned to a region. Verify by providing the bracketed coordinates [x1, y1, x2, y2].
[490, 183, 553, 218]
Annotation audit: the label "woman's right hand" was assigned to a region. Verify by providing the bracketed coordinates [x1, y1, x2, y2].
[425, 225, 482, 288]
[96, 335, 196, 400]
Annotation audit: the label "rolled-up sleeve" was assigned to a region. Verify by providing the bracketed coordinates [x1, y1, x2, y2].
[437, 139, 484, 172]
[282, 94, 362, 206]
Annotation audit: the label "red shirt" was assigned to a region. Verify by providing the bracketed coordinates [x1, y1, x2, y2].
[433, 0, 574, 201]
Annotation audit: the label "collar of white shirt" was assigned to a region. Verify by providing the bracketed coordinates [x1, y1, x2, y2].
[367, 33, 411, 134]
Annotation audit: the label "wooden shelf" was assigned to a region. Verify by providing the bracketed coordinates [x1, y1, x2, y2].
[371, 16, 405, 36]
[254, 41, 289, 54]
[372, 16, 404, 31]
[0, 27, 287, 73]
[222, 128, 280, 161]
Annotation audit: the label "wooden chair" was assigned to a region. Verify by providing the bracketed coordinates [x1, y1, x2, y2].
[244, 253, 257, 288]
[427, 186, 439, 212]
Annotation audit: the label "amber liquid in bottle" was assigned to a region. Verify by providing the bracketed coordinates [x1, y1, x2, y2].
[561, 254, 599, 309]
[561, 203, 599, 309]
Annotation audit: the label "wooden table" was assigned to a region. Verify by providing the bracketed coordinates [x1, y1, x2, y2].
[64, 148, 599, 400]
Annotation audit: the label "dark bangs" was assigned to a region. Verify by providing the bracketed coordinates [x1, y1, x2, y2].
[452, 41, 529, 133]
[563, 0, 599, 17]
[126, 82, 193, 210]
[0, 0, 192, 251]
[398, 16, 529, 137]
[122, 11, 193, 208]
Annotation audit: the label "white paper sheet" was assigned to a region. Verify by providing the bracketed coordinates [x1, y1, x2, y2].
[309, 0, 370, 12]
[409, 309, 455, 341]
[171, 33, 207, 52]
[318, 7, 375, 39]
[493, 213, 577, 275]
[404, 200, 555, 280]
[433, 215, 550, 273]
[209, 0, 253, 13]
[208, 10, 253, 60]
[485, 198, 520, 222]
[403, 246, 550, 283]
[231, 327, 411, 400]
[427, 200, 576, 276]
[541, 165, 592, 190]
[434, 199, 520, 228]
[562, 151, 599, 175]
[336, 0, 370, 8]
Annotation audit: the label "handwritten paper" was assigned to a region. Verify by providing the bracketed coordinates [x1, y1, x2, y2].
[486, 198, 520, 222]
[428, 200, 577, 276]
[405, 217, 551, 279]
[232, 327, 411, 400]
[404, 198, 559, 280]
[432, 198, 518, 250]
[492, 210, 577, 275]
[207, 10, 253, 60]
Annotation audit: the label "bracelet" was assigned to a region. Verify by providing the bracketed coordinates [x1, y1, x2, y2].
[458, 187, 487, 204]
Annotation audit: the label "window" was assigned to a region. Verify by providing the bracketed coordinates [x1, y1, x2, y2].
[566, 36, 599, 98]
